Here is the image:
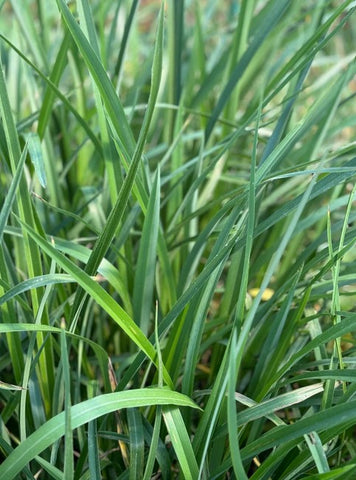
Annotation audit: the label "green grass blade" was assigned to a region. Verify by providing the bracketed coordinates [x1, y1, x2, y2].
[142, 405, 162, 480]
[26, 132, 47, 188]
[0, 141, 27, 242]
[264, 1, 355, 103]
[163, 407, 199, 479]
[61, 327, 74, 479]
[0, 389, 198, 480]
[133, 168, 160, 335]
[235, 383, 324, 427]
[37, 30, 71, 139]
[88, 419, 101, 480]
[304, 431, 330, 474]
[0, 274, 74, 306]
[34, 456, 64, 480]
[113, 0, 139, 81]
[128, 408, 145, 480]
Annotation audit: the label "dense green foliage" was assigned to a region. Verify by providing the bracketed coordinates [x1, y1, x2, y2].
[1, 0, 356, 478]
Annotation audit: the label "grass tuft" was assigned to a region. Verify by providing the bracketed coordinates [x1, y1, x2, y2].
[1, 1, 356, 478]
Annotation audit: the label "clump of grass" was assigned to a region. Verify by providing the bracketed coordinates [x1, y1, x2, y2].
[1, 1, 356, 478]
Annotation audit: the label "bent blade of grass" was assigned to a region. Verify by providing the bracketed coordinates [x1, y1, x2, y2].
[9, 228, 132, 314]
[235, 383, 324, 427]
[0, 381, 26, 391]
[0, 389, 198, 480]
[52, 237, 133, 316]
[18, 217, 174, 389]
[0, 274, 75, 307]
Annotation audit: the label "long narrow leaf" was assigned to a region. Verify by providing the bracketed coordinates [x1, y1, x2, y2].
[0, 389, 198, 480]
